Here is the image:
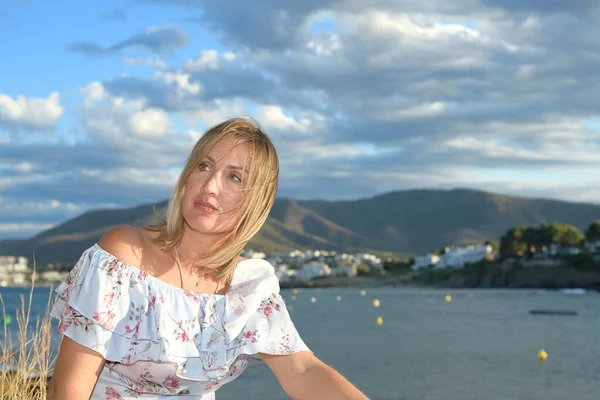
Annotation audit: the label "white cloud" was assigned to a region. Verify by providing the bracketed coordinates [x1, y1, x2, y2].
[191, 99, 247, 127]
[353, 12, 482, 42]
[79, 82, 171, 139]
[184, 129, 203, 143]
[184, 50, 221, 71]
[126, 108, 171, 137]
[157, 71, 202, 95]
[306, 33, 341, 56]
[11, 162, 33, 174]
[0, 92, 64, 130]
[376, 102, 448, 121]
[122, 57, 168, 70]
[255, 105, 312, 133]
[0, 222, 55, 233]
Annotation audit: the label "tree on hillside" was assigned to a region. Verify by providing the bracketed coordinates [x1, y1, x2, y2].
[499, 223, 585, 259]
[522, 223, 584, 251]
[536, 224, 560, 246]
[552, 223, 584, 247]
[585, 221, 600, 242]
[499, 227, 528, 258]
[521, 226, 543, 255]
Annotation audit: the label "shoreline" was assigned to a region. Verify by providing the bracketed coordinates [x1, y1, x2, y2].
[280, 274, 419, 289]
[2, 271, 598, 292]
[1, 282, 56, 289]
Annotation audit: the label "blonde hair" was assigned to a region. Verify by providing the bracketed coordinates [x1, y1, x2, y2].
[144, 117, 279, 284]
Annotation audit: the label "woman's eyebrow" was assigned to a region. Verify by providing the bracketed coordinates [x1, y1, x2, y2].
[206, 155, 246, 172]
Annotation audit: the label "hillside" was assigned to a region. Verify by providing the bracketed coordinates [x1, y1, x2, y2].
[1, 188, 600, 265]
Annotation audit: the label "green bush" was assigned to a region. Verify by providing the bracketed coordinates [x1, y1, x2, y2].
[356, 264, 370, 276]
[383, 258, 413, 274]
[559, 252, 599, 271]
[414, 266, 455, 284]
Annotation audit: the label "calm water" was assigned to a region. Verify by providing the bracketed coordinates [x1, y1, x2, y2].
[1, 285, 598, 400]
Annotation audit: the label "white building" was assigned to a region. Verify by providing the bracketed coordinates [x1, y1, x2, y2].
[412, 254, 441, 271]
[40, 270, 65, 282]
[274, 264, 298, 282]
[584, 240, 600, 254]
[331, 263, 357, 277]
[0, 255, 30, 284]
[412, 244, 495, 270]
[549, 243, 581, 256]
[12, 273, 27, 285]
[435, 244, 494, 268]
[297, 261, 331, 281]
[359, 253, 383, 268]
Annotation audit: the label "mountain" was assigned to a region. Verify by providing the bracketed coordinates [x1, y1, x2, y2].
[1, 188, 600, 266]
[297, 188, 600, 252]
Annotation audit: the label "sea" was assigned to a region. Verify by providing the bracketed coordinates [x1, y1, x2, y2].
[1, 285, 598, 400]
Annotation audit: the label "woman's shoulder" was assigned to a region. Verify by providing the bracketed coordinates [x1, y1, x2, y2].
[97, 225, 146, 267]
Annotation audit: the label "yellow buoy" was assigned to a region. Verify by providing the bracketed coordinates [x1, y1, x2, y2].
[372, 299, 380, 308]
[311, 296, 317, 303]
[293, 288, 298, 294]
[360, 290, 366, 296]
[445, 295, 452, 302]
[291, 295, 296, 301]
[468, 293, 473, 298]
[538, 349, 548, 361]
[288, 306, 294, 312]
[336, 296, 342, 301]
[376, 316, 383, 326]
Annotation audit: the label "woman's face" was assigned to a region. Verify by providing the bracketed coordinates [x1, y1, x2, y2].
[182, 137, 248, 235]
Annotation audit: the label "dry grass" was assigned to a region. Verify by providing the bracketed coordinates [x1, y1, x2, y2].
[0, 267, 56, 400]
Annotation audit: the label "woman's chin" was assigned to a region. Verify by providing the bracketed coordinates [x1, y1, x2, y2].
[187, 221, 226, 235]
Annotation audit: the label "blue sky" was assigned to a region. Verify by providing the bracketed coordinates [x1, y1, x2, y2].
[2, 0, 600, 239]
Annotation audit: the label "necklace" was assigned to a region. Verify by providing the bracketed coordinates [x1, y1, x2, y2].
[173, 247, 220, 294]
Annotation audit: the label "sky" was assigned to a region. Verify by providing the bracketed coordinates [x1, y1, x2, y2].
[1, 0, 600, 239]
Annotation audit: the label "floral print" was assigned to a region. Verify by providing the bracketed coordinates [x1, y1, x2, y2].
[50, 244, 311, 399]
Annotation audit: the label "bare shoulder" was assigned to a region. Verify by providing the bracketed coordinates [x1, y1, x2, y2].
[98, 225, 144, 265]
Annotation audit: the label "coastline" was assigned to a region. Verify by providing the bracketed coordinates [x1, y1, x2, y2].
[279, 274, 415, 289]
[1, 282, 56, 289]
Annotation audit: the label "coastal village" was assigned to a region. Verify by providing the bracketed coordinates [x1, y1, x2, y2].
[2, 221, 600, 287]
[0, 249, 385, 287]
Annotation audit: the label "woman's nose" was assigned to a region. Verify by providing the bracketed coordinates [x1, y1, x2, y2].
[201, 173, 220, 195]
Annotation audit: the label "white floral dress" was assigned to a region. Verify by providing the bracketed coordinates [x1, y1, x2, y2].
[50, 244, 311, 399]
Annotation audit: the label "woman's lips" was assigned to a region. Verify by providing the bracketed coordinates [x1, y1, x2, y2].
[195, 200, 218, 213]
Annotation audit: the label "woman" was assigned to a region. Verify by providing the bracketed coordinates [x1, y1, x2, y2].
[48, 118, 369, 399]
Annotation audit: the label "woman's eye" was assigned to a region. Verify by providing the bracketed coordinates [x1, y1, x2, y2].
[199, 162, 210, 171]
[231, 174, 242, 183]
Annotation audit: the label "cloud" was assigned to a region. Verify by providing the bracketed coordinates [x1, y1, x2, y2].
[78, 82, 174, 142]
[103, 73, 203, 112]
[7, 0, 600, 240]
[122, 57, 168, 69]
[0, 92, 64, 131]
[101, 8, 126, 21]
[67, 25, 189, 57]
[0, 223, 56, 238]
[141, 0, 336, 50]
[89, 5, 600, 184]
[478, 0, 599, 15]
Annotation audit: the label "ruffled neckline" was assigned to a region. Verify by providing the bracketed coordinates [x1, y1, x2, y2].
[91, 243, 247, 299]
[50, 243, 290, 382]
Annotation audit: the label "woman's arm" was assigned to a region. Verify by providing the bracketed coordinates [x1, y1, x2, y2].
[261, 351, 369, 400]
[47, 336, 106, 400]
